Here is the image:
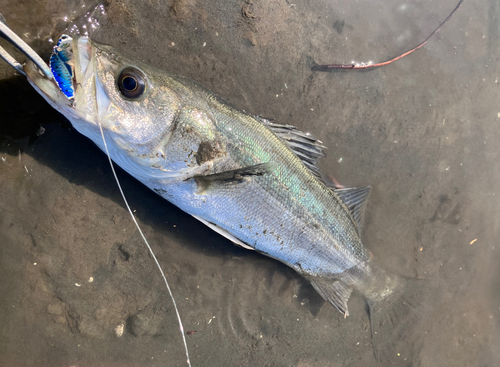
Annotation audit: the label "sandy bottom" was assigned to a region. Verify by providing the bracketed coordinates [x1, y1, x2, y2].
[0, 0, 499, 366]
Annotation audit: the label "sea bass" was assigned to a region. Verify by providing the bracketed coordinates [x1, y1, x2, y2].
[17, 35, 424, 353]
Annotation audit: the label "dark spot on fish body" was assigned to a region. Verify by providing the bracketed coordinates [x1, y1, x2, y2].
[194, 140, 226, 165]
[181, 125, 194, 137]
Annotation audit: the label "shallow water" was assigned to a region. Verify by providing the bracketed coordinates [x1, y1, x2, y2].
[0, 0, 499, 366]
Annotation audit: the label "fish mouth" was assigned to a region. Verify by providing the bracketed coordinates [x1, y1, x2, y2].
[24, 35, 94, 118]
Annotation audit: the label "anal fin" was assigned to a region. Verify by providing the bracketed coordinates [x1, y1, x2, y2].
[309, 277, 353, 317]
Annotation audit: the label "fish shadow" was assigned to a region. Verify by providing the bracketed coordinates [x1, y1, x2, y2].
[0, 76, 248, 259]
[0, 76, 324, 316]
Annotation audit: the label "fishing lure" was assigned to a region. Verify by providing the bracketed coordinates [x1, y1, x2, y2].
[49, 34, 75, 101]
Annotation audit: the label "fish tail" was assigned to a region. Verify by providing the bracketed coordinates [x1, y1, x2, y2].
[366, 276, 437, 364]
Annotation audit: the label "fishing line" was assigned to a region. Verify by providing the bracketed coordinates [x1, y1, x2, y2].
[97, 122, 192, 367]
[313, 0, 464, 71]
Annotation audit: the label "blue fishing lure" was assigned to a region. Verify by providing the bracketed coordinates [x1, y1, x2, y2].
[49, 35, 75, 101]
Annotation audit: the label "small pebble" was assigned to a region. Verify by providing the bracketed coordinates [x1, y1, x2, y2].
[115, 324, 124, 337]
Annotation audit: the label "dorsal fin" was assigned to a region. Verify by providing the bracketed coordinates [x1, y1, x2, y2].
[333, 186, 371, 233]
[256, 116, 327, 179]
[254, 116, 371, 233]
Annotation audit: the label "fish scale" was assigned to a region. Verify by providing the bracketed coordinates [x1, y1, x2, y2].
[188, 103, 369, 274]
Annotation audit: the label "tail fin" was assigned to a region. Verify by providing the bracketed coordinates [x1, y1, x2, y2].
[367, 277, 437, 364]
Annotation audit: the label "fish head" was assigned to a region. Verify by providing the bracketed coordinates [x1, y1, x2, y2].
[24, 36, 182, 178]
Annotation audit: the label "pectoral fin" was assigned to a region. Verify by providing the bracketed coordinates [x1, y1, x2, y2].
[193, 162, 275, 194]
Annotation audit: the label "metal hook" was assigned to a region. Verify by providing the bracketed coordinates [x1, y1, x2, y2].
[0, 14, 53, 80]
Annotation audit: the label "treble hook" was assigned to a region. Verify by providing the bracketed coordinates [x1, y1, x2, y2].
[0, 14, 53, 80]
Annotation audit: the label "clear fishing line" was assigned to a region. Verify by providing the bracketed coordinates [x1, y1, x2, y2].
[97, 122, 192, 367]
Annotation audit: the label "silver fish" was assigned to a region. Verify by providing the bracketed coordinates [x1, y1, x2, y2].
[2, 31, 427, 358]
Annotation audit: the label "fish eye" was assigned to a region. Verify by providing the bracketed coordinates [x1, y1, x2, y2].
[117, 67, 146, 99]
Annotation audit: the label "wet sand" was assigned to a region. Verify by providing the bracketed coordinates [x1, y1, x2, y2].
[0, 0, 499, 366]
